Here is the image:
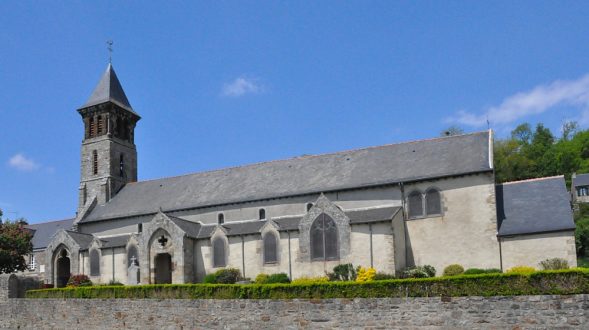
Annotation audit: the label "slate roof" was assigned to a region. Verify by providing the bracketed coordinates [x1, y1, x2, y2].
[100, 235, 131, 249]
[66, 231, 95, 250]
[168, 216, 202, 239]
[223, 221, 266, 236]
[82, 131, 492, 223]
[27, 218, 74, 250]
[496, 176, 575, 237]
[346, 206, 402, 224]
[273, 216, 303, 231]
[572, 173, 589, 188]
[80, 63, 137, 115]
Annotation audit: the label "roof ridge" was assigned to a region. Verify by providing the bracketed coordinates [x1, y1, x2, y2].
[499, 175, 564, 186]
[27, 218, 75, 226]
[130, 130, 490, 185]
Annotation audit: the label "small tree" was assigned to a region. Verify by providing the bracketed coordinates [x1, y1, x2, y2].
[0, 209, 33, 274]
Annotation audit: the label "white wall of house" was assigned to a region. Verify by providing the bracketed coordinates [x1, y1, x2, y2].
[500, 231, 577, 270]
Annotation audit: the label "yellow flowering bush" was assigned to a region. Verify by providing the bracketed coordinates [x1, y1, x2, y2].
[355, 267, 376, 282]
[291, 276, 329, 285]
[506, 266, 536, 274]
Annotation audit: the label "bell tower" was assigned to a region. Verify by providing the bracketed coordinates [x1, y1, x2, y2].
[75, 63, 140, 224]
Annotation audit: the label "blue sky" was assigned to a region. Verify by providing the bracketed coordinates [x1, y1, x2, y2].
[1, 1, 589, 223]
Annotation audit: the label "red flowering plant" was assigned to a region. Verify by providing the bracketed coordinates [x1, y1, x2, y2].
[0, 209, 33, 274]
[66, 274, 93, 287]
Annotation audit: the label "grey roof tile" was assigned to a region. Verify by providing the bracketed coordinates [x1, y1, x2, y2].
[66, 231, 95, 250]
[496, 176, 575, 237]
[222, 221, 265, 236]
[80, 63, 137, 114]
[100, 235, 131, 249]
[573, 173, 589, 188]
[196, 225, 216, 239]
[82, 131, 491, 223]
[27, 218, 75, 250]
[273, 216, 302, 231]
[168, 215, 201, 239]
[346, 206, 401, 224]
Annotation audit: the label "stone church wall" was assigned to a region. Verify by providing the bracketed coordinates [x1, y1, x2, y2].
[404, 172, 500, 274]
[500, 231, 577, 270]
[0, 289, 587, 328]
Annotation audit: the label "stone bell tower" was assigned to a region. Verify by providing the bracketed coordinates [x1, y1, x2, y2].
[74, 63, 140, 225]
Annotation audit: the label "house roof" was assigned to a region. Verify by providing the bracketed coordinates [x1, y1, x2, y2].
[27, 218, 74, 250]
[572, 173, 589, 188]
[82, 131, 492, 223]
[496, 176, 575, 237]
[66, 231, 95, 250]
[80, 63, 137, 115]
[100, 235, 131, 249]
[273, 216, 303, 231]
[346, 206, 402, 224]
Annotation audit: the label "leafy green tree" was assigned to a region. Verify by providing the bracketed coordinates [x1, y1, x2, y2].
[0, 209, 33, 274]
[562, 121, 579, 141]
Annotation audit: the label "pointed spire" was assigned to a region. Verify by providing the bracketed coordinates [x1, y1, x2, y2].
[81, 63, 136, 114]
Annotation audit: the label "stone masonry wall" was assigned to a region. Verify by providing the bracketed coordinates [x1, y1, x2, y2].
[0, 294, 588, 329]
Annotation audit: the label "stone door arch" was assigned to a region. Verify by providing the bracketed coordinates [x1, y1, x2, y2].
[55, 249, 71, 288]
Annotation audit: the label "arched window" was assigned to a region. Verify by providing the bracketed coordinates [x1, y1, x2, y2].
[408, 191, 423, 218]
[426, 188, 441, 215]
[92, 150, 98, 175]
[97, 115, 103, 135]
[306, 203, 313, 212]
[212, 237, 226, 267]
[263, 232, 278, 264]
[310, 214, 338, 261]
[259, 208, 266, 220]
[218, 213, 224, 224]
[90, 249, 100, 276]
[127, 245, 139, 267]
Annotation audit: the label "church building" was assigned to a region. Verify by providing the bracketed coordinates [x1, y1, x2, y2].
[31, 64, 576, 287]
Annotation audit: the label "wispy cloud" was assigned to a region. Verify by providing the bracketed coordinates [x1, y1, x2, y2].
[446, 74, 589, 127]
[221, 77, 264, 97]
[8, 153, 41, 172]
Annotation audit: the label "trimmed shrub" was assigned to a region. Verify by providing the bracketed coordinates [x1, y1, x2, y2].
[356, 267, 376, 282]
[291, 276, 329, 285]
[423, 265, 436, 277]
[215, 268, 242, 284]
[255, 274, 269, 284]
[464, 268, 485, 275]
[402, 265, 436, 278]
[507, 266, 535, 274]
[267, 273, 290, 284]
[67, 275, 92, 287]
[203, 274, 217, 284]
[26, 269, 589, 300]
[443, 264, 465, 277]
[485, 268, 502, 274]
[328, 264, 357, 281]
[540, 258, 569, 270]
[374, 272, 396, 280]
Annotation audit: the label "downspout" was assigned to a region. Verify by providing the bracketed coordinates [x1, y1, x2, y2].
[369, 224, 374, 268]
[112, 247, 115, 283]
[400, 182, 408, 267]
[498, 236, 503, 272]
[241, 235, 245, 278]
[288, 231, 292, 280]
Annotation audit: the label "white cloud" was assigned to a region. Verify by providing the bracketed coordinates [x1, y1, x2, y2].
[446, 74, 589, 127]
[221, 77, 263, 97]
[8, 153, 41, 172]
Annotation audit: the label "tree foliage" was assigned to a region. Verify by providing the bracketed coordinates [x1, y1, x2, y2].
[0, 209, 33, 274]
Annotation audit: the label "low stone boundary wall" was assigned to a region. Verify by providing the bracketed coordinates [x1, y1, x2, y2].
[0, 295, 587, 329]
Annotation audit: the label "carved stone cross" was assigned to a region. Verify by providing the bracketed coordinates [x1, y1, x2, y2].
[130, 255, 137, 266]
[158, 235, 168, 247]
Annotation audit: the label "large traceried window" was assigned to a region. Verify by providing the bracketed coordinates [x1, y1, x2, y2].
[90, 249, 100, 276]
[310, 214, 338, 261]
[425, 188, 441, 215]
[408, 191, 423, 218]
[212, 237, 226, 267]
[263, 232, 278, 264]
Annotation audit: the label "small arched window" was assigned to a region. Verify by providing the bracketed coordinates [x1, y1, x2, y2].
[426, 189, 441, 215]
[408, 191, 423, 218]
[90, 249, 100, 276]
[92, 150, 98, 175]
[218, 213, 224, 224]
[310, 214, 338, 261]
[212, 237, 226, 267]
[306, 203, 313, 212]
[263, 232, 278, 264]
[127, 245, 139, 267]
[259, 208, 266, 220]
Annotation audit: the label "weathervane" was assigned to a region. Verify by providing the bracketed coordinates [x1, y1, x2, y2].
[106, 40, 113, 63]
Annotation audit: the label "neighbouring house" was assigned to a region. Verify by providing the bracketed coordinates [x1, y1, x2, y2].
[26, 63, 575, 287]
[571, 173, 589, 203]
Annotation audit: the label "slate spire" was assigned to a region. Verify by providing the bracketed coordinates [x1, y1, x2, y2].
[81, 63, 136, 114]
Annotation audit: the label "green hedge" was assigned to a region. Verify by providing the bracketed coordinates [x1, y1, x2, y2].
[26, 269, 589, 300]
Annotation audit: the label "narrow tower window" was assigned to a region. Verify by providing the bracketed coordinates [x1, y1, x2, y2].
[89, 117, 95, 137]
[259, 208, 266, 220]
[92, 150, 98, 175]
[218, 213, 224, 224]
[119, 153, 125, 177]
